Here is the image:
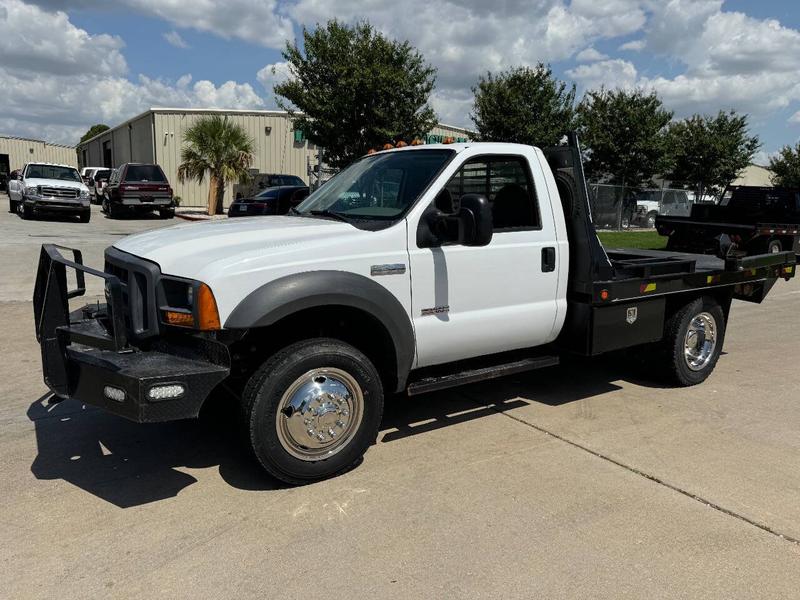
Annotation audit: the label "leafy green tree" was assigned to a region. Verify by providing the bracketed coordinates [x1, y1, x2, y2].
[274, 20, 438, 168]
[576, 89, 673, 188]
[665, 111, 760, 198]
[769, 142, 800, 188]
[471, 64, 576, 146]
[177, 116, 255, 215]
[79, 123, 109, 144]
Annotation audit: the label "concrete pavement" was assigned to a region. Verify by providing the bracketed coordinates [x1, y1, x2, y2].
[2, 198, 799, 598]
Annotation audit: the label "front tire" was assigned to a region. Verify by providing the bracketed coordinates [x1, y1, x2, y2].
[21, 203, 34, 220]
[79, 210, 90, 223]
[660, 297, 726, 386]
[241, 338, 384, 484]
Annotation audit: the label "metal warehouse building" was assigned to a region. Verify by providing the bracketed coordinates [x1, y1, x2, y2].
[1, 135, 77, 187]
[76, 108, 473, 208]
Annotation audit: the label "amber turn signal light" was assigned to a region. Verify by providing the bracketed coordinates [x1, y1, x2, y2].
[196, 282, 221, 330]
[164, 311, 195, 327]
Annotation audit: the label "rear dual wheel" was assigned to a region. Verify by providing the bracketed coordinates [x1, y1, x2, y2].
[241, 338, 384, 484]
[661, 296, 726, 386]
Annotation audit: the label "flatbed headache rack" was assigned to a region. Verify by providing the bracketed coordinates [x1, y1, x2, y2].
[543, 133, 797, 356]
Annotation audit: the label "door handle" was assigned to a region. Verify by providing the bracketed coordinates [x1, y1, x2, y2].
[542, 247, 556, 272]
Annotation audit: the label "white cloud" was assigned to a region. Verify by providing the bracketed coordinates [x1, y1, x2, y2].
[790, 111, 800, 125]
[618, 39, 644, 51]
[0, 0, 126, 76]
[26, 0, 294, 47]
[256, 61, 293, 105]
[567, 59, 639, 92]
[575, 47, 608, 62]
[163, 30, 189, 49]
[128, 0, 294, 48]
[290, 0, 645, 92]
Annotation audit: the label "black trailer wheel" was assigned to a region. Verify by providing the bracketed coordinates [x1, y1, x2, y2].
[661, 297, 725, 386]
[241, 338, 384, 484]
[767, 238, 782, 254]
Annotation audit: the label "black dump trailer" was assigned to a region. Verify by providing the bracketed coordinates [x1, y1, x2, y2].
[655, 186, 800, 256]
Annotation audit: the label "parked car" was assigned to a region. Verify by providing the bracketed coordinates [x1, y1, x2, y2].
[633, 189, 693, 228]
[88, 168, 113, 204]
[228, 185, 310, 217]
[102, 163, 175, 219]
[7, 163, 91, 221]
[80, 166, 103, 185]
[4, 170, 20, 200]
[32, 134, 796, 484]
[234, 173, 306, 200]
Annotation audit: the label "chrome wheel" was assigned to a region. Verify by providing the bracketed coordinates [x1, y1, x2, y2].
[684, 311, 717, 371]
[275, 368, 364, 461]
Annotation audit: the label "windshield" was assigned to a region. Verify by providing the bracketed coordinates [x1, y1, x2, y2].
[125, 164, 167, 182]
[296, 149, 454, 220]
[25, 164, 81, 182]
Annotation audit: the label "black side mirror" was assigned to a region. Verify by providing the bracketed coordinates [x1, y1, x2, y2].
[417, 192, 493, 248]
[458, 193, 493, 247]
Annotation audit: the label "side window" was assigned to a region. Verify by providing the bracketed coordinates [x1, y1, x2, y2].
[444, 156, 540, 231]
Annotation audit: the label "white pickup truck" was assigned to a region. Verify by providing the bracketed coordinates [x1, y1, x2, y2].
[8, 162, 92, 222]
[33, 134, 796, 484]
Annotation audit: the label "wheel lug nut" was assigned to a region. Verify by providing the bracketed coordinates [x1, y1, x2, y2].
[328, 428, 336, 437]
[306, 429, 315, 437]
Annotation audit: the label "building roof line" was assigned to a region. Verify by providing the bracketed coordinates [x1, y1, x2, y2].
[77, 106, 476, 147]
[0, 134, 75, 149]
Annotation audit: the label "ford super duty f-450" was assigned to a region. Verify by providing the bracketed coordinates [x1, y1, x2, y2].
[33, 135, 796, 483]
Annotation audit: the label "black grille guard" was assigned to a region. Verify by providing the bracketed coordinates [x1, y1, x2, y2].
[34, 244, 128, 351]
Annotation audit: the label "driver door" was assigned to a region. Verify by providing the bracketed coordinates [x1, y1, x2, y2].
[407, 153, 562, 368]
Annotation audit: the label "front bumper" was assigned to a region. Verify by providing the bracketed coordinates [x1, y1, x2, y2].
[33, 245, 230, 422]
[24, 195, 90, 212]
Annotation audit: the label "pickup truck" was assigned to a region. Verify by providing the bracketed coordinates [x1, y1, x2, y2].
[657, 185, 800, 256]
[33, 134, 796, 484]
[8, 162, 92, 221]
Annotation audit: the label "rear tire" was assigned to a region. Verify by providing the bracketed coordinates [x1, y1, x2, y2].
[767, 238, 782, 254]
[159, 209, 174, 219]
[660, 297, 725, 386]
[241, 338, 384, 484]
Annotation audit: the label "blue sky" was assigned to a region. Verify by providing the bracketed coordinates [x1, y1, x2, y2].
[2, 0, 799, 161]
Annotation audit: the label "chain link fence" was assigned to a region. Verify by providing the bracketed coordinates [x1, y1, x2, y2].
[588, 182, 720, 231]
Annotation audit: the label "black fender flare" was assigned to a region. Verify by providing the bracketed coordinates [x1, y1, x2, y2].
[224, 271, 415, 391]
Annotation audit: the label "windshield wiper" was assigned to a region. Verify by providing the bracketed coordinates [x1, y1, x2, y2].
[307, 209, 353, 223]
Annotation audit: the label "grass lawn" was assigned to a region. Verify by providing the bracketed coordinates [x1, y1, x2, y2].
[597, 230, 667, 250]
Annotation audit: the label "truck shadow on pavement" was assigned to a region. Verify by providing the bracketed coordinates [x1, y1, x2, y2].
[27, 355, 665, 508]
[27, 393, 284, 508]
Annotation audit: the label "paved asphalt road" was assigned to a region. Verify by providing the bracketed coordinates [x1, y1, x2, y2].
[2, 194, 800, 598]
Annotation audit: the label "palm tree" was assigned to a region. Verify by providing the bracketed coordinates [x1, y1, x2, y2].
[177, 116, 255, 215]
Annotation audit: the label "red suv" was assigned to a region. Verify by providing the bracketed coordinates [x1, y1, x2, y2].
[102, 163, 175, 219]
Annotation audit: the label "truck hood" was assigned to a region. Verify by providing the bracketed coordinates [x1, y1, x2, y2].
[113, 215, 364, 278]
[25, 178, 88, 191]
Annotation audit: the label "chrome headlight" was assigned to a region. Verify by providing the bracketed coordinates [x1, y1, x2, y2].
[79, 189, 90, 199]
[25, 185, 38, 196]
